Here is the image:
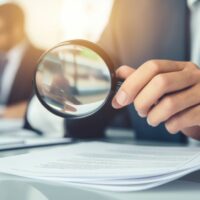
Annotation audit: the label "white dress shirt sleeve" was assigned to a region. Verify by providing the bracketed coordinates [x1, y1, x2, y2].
[27, 95, 65, 137]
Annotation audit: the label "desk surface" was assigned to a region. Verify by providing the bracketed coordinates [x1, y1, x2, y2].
[0, 129, 200, 200]
[0, 173, 200, 200]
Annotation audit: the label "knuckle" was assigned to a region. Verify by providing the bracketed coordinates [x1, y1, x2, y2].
[146, 60, 160, 73]
[152, 74, 169, 90]
[187, 61, 198, 70]
[116, 65, 127, 74]
[163, 96, 177, 113]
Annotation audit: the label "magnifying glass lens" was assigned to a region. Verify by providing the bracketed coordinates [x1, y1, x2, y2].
[35, 43, 112, 118]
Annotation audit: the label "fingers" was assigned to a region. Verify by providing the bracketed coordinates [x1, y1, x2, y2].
[112, 66, 135, 109]
[64, 104, 77, 112]
[112, 60, 184, 109]
[116, 65, 135, 79]
[147, 83, 200, 127]
[134, 68, 198, 116]
[112, 60, 200, 139]
[164, 105, 200, 134]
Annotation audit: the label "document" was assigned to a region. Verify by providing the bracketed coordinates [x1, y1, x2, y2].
[0, 119, 24, 132]
[0, 128, 73, 151]
[0, 142, 199, 191]
[0, 138, 24, 146]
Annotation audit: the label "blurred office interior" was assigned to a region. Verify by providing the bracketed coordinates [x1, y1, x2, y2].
[0, 0, 131, 134]
[7, 0, 114, 49]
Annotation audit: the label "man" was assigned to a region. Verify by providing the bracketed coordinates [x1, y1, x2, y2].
[0, 3, 43, 118]
[26, 0, 200, 142]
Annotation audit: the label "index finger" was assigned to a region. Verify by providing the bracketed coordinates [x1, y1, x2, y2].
[112, 60, 184, 109]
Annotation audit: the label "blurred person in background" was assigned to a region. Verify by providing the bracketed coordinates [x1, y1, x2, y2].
[0, 3, 43, 118]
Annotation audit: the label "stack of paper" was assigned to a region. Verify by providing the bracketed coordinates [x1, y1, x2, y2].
[0, 142, 199, 192]
[0, 119, 24, 132]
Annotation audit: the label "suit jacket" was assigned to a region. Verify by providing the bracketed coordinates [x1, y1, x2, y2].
[6, 43, 43, 106]
[66, 0, 189, 143]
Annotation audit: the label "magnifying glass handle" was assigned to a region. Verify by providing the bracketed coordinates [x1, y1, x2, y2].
[115, 79, 124, 92]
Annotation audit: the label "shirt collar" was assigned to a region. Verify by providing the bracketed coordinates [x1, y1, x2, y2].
[187, 0, 199, 8]
[6, 40, 28, 60]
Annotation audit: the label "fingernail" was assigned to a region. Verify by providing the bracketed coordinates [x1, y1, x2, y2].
[147, 118, 157, 127]
[168, 129, 178, 134]
[112, 98, 121, 109]
[115, 90, 130, 106]
[147, 118, 152, 126]
[138, 112, 146, 118]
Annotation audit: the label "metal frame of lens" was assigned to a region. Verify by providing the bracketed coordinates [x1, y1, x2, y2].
[33, 39, 117, 119]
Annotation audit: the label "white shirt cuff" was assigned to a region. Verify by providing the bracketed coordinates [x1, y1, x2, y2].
[27, 95, 65, 137]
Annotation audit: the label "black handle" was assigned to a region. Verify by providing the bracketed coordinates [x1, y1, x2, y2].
[115, 79, 124, 93]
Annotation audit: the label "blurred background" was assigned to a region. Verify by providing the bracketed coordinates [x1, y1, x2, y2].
[0, 0, 116, 131]
[0, 0, 131, 146]
[2, 0, 113, 49]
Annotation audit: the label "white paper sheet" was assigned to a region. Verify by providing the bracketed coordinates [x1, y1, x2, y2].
[0, 119, 24, 132]
[0, 142, 199, 191]
[0, 138, 24, 146]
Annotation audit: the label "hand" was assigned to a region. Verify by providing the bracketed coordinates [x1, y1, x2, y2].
[112, 60, 200, 140]
[2, 101, 28, 118]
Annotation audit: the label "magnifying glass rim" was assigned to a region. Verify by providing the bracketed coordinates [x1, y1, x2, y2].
[33, 39, 117, 119]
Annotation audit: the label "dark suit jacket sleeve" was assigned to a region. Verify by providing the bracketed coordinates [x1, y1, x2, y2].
[65, 1, 122, 139]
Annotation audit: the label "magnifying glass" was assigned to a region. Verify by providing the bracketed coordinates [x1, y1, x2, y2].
[34, 39, 121, 119]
